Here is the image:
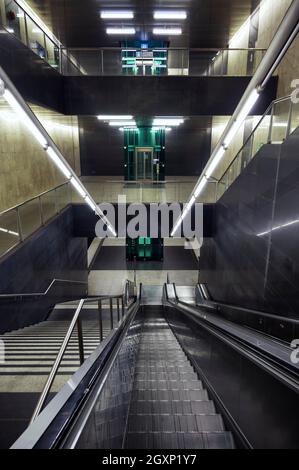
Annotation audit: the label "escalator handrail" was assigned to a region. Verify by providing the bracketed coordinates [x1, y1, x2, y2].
[196, 284, 299, 326]
[167, 295, 299, 391]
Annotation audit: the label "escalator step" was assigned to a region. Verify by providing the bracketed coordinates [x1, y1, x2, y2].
[127, 414, 224, 433]
[135, 372, 198, 381]
[129, 400, 215, 415]
[131, 389, 209, 402]
[133, 380, 203, 390]
[125, 432, 234, 449]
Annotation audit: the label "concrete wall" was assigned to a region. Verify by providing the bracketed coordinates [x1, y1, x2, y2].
[0, 99, 80, 212]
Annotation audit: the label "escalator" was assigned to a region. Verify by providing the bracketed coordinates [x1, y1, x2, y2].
[73, 306, 234, 449]
[121, 307, 234, 449]
[12, 284, 299, 449]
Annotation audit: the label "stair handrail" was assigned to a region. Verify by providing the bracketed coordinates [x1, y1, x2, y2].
[0, 278, 88, 299]
[30, 287, 131, 424]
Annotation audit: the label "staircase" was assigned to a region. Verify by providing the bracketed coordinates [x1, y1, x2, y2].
[0, 301, 115, 448]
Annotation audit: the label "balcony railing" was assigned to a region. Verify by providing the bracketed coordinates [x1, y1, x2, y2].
[60, 47, 267, 77]
[0, 1, 267, 78]
[215, 95, 299, 200]
[0, 182, 72, 258]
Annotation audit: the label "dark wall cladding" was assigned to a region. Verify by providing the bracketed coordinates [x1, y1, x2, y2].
[79, 117, 124, 176]
[0, 207, 88, 333]
[64, 75, 278, 116]
[200, 128, 299, 319]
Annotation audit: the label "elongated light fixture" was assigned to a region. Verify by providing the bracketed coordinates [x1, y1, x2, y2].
[70, 177, 86, 198]
[223, 89, 260, 148]
[46, 147, 71, 179]
[98, 115, 133, 120]
[153, 118, 184, 126]
[171, 88, 260, 236]
[154, 11, 187, 20]
[0, 74, 117, 237]
[101, 11, 134, 19]
[107, 28, 136, 35]
[3, 89, 47, 147]
[153, 28, 182, 35]
[109, 121, 136, 127]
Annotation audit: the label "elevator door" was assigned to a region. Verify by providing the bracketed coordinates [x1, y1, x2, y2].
[135, 147, 153, 180]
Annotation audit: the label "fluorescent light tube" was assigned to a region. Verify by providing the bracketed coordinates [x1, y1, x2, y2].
[70, 177, 86, 198]
[106, 28, 136, 35]
[101, 11, 134, 19]
[3, 89, 48, 148]
[109, 121, 136, 127]
[194, 177, 208, 198]
[205, 147, 226, 178]
[46, 147, 71, 179]
[154, 11, 187, 20]
[85, 196, 96, 211]
[153, 28, 182, 35]
[185, 196, 196, 212]
[98, 115, 133, 120]
[223, 89, 260, 148]
[153, 118, 184, 126]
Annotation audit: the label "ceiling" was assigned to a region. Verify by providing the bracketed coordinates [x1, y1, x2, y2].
[25, 0, 259, 48]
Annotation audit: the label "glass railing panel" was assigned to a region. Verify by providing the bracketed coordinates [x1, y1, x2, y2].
[227, 50, 248, 76]
[290, 100, 299, 134]
[18, 198, 42, 239]
[0, 209, 20, 256]
[251, 114, 271, 157]
[61, 48, 266, 77]
[104, 49, 124, 76]
[239, 134, 254, 171]
[55, 184, 71, 213]
[3, 0, 27, 44]
[167, 49, 188, 76]
[270, 99, 290, 144]
[40, 189, 57, 223]
[26, 15, 47, 60]
[45, 36, 60, 71]
[61, 51, 81, 76]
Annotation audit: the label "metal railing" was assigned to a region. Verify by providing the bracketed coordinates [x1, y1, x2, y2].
[0, 1, 267, 79]
[30, 279, 136, 423]
[0, 277, 87, 299]
[0, 181, 72, 258]
[215, 94, 299, 201]
[60, 47, 267, 77]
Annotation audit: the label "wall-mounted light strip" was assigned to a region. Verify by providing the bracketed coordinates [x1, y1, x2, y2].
[101, 11, 134, 19]
[0, 72, 117, 237]
[154, 11, 187, 20]
[171, 88, 260, 237]
[70, 177, 86, 199]
[46, 147, 71, 179]
[153, 28, 182, 36]
[3, 89, 47, 147]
